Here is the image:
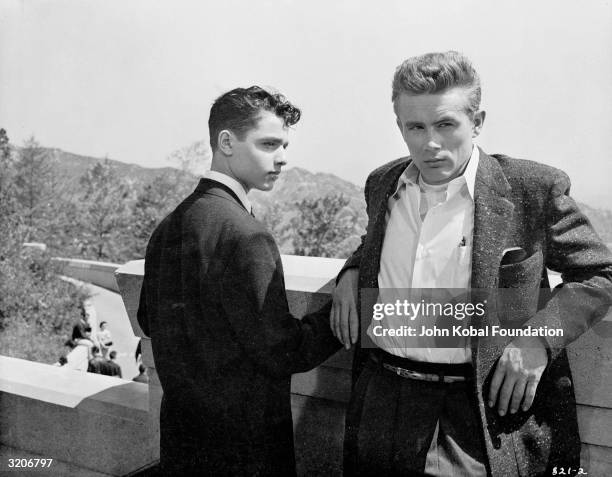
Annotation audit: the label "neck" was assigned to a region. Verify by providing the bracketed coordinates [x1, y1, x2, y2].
[210, 155, 250, 194]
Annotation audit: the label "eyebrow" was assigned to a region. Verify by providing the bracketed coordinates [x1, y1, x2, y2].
[404, 115, 458, 127]
[259, 136, 289, 145]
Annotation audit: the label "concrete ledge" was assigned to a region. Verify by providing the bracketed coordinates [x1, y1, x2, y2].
[115, 256, 612, 473]
[581, 443, 612, 476]
[114, 260, 146, 337]
[2, 257, 604, 475]
[54, 258, 122, 292]
[0, 357, 155, 476]
[0, 445, 113, 477]
[0, 356, 126, 408]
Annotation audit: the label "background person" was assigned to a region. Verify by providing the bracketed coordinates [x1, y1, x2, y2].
[106, 350, 122, 378]
[132, 364, 149, 384]
[97, 321, 113, 358]
[65, 326, 95, 371]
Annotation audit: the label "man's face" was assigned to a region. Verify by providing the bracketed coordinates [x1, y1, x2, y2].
[394, 87, 484, 184]
[228, 110, 289, 193]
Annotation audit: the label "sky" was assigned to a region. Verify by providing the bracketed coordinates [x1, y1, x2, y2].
[1, 0, 611, 206]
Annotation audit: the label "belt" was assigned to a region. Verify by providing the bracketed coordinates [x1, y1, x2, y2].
[382, 363, 467, 383]
[373, 349, 472, 384]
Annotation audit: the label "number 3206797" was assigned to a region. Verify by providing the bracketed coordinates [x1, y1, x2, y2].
[8, 458, 53, 468]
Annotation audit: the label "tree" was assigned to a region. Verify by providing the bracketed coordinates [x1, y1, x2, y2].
[0, 131, 91, 364]
[75, 159, 132, 261]
[290, 194, 357, 258]
[0, 128, 9, 161]
[167, 140, 212, 176]
[13, 137, 61, 241]
[0, 128, 25, 262]
[126, 172, 194, 258]
[0, 129, 16, 220]
[258, 202, 290, 250]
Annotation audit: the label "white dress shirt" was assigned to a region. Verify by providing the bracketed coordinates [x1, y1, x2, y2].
[368, 147, 480, 363]
[202, 170, 253, 213]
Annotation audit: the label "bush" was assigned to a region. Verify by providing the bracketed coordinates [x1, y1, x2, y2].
[0, 243, 90, 363]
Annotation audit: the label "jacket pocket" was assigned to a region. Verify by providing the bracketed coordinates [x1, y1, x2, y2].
[497, 250, 543, 325]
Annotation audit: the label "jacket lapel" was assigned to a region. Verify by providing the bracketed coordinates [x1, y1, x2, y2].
[470, 150, 515, 386]
[471, 150, 514, 290]
[361, 159, 410, 289]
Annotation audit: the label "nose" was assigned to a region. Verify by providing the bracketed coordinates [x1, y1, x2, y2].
[275, 148, 287, 167]
[424, 129, 441, 152]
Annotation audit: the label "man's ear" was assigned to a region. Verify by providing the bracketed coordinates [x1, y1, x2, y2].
[472, 110, 486, 138]
[218, 130, 233, 155]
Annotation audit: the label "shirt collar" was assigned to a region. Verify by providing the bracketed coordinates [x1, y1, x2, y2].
[202, 170, 252, 213]
[394, 145, 480, 200]
[462, 146, 479, 199]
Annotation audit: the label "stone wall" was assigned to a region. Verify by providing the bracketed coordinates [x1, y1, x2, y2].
[54, 258, 122, 293]
[116, 257, 612, 475]
[0, 256, 610, 475]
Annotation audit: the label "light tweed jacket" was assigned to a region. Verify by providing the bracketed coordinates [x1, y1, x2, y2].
[340, 148, 612, 476]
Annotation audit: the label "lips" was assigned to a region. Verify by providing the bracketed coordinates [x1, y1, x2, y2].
[424, 158, 446, 167]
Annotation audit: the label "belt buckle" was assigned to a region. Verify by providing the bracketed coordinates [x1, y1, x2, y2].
[383, 363, 465, 383]
[384, 363, 439, 382]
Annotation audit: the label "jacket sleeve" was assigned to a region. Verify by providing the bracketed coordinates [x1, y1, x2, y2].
[337, 172, 374, 280]
[524, 171, 612, 360]
[136, 279, 149, 338]
[220, 230, 341, 378]
[137, 223, 165, 339]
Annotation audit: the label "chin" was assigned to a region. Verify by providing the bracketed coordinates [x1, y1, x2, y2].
[256, 182, 274, 191]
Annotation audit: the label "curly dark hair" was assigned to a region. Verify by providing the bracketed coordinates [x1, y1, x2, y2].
[208, 86, 301, 151]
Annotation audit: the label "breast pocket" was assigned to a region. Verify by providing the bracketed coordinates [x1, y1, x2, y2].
[449, 244, 472, 288]
[498, 250, 543, 326]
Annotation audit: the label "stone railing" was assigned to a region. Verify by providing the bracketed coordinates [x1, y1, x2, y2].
[1, 256, 611, 475]
[53, 257, 122, 293]
[0, 356, 156, 476]
[115, 257, 612, 475]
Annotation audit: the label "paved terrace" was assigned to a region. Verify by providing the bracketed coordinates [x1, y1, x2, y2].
[0, 257, 611, 476]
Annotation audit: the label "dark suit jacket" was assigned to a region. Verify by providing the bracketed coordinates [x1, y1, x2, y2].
[340, 150, 612, 476]
[71, 319, 88, 341]
[106, 360, 122, 378]
[87, 356, 112, 375]
[137, 178, 340, 476]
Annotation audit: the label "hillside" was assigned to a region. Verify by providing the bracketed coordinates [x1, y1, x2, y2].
[42, 148, 185, 189]
[33, 146, 612, 245]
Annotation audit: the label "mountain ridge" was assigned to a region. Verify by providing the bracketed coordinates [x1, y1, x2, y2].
[35, 146, 612, 245]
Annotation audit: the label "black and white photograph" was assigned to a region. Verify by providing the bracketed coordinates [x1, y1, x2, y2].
[1, 1, 611, 475]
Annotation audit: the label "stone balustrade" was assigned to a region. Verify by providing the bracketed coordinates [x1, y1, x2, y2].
[53, 258, 122, 293]
[0, 256, 611, 475]
[115, 257, 612, 475]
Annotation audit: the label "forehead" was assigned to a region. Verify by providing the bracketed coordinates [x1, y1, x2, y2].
[394, 87, 472, 121]
[245, 110, 288, 139]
